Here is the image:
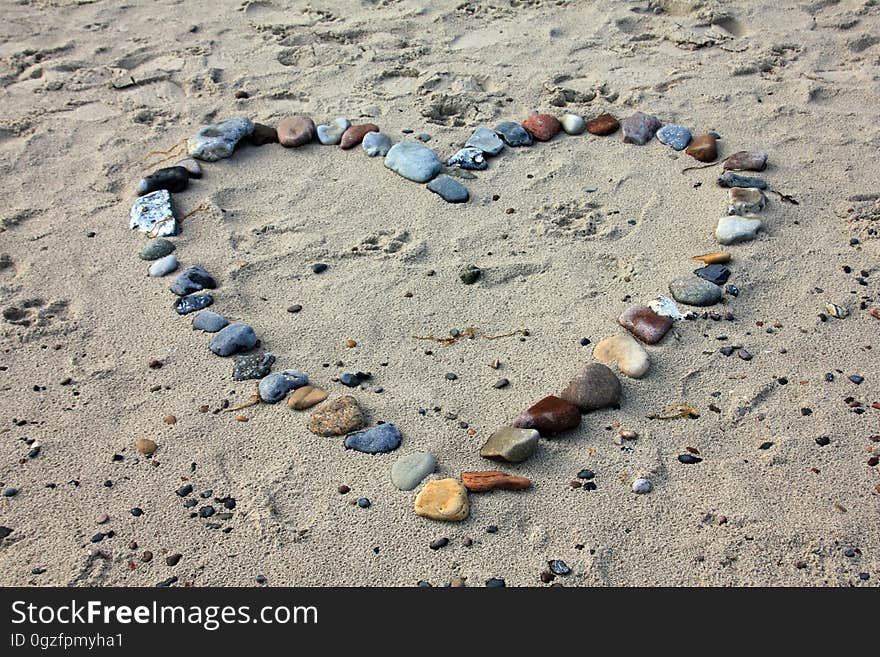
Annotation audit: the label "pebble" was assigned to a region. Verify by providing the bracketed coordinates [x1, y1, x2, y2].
[140, 238, 176, 261]
[391, 452, 437, 490]
[593, 333, 650, 378]
[485, 578, 506, 587]
[678, 453, 702, 464]
[416, 133, 431, 142]
[668, 275, 723, 306]
[459, 264, 481, 284]
[586, 113, 620, 136]
[311, 263, 328, 274]
[618, 304, 673, 344]
[0, 526, 12, 540]
[175, 158, 202, 178]
[728, 188, 766, 215]
[173, 293, 213, 315]
[249, 122, 278, 146]
[187, 117, 254, 161]
[632, 478, 652, 494]
[685, 133, 718, 162]
[340, 123, 380, 149]
[560, 362, 622, 411]
[648, 295, 684, 321]
[344, 423, 402, 454]
[166, 553, 182, 567]
[480, 427, 539, 463]
[170, 266, 217, 296]
[849, 374, 864, 384]
[427, 175, 469, 203]
[2, 487, 18, 497]
[130, 190, 177, 237]
[307, 396, 366, 436]
[357, 498, 371, 509]
[414, 479, 470, 522]
[135, 438, 157, 455]
[493, 378, 509, 389]
[465, 127, 504, 155]
[384, 142, 442, 182]
[723, 150, 768, 172]
[560, 114, 586, 135]
[209, 323, 257, 356]
[137, 166, 190, 196]
[259, 370, 308, 403]
[340, 372, 361, 387]
[199, 505, 215, 518]
[621, 112, 661, 145]
[362, 131, 392, 157]
[715, 215, 763, 245]
[148, 254, 178, 278]
[522, 113, 561, 141]
[316, 117, 351, 145]
[549, 560, 571, 576]
[656, 124, 692, 150]
[429, 537, 449, 550]
[717, 172, 768, 189]
[461, 470, 531, 492]
[276, 115, 316, 147]
[192, 310, 228, 333]
[446, 147, 487, 170]
[287, 385, 329, 410]
[512, 395, 581, 436]
[694, 264, 731, 286]
[494, 121, 533, 147]
[232, 351, 275, 380]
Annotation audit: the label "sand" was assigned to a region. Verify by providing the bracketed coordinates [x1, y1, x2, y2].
[0, 0, 878, 587]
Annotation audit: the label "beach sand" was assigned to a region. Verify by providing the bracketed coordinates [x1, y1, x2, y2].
[0, 0, 878, 586]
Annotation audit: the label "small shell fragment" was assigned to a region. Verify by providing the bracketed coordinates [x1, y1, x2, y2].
[691, 252, 731, 265]
[825, 303, 849, 319]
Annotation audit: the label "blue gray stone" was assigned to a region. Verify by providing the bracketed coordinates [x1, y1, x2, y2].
[465, 127, 504, 155]
[632, 478, 652, 494]
[186, 117, 254, 162]
[384, 142, 442, 183]
[362, 131, 392, 157]
[209, 323, 257, 356]
[148, 254, 178, 278]
[656, 124, 692, 150]
[390, 452, 436, 490]
[717, 172, 768, 189]
[170, 266, 217, 296]
[139, 238, 175, 261]
[668, 275, 723, 306]
[344, 423, 402, 454]
[259, 370, 309, 403]
[317, 117, 350, 145]
[233, 352, 275, 381]
[446, 147, 487, 170]
[174, 293, 213, 315]
[130, 190, 177, 237]
[494, 121, 533, 147]
[192, 310, 227, 333]
[427, 176, 469, 203]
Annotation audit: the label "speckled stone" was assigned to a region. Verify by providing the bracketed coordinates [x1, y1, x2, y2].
[307, 396, 366, 436]
[209, 323, 257, 356]
[621, 112, 661, 145]
[465, 127, 504, 155]
[232, 351, 275, 381]
[522, 113, 561, 141]
[259, 370, 308, 403]
[717, 172, 768, 189]
[480, 427, 539, 463]
[728, 187, 765, 215]
[446, 147, 487, 170]
[317, 117, 350, 145]
[344, 423, 402, 454]
[668, 275, 723, 306]
[723, 150, 768, 171]
[560, 362, 622, 411]
[130, 190, 177, 237]
[173, 294, 213, 315]
[186, 117, 254, 161]
[586, 113, 620, 136]
[341, 123, 379, 149]
[427, 175, 469, 203]
[391, 452, 436, 490]
[384, 142, 442, 182]
[512, 396, 581, 436]
[494, 121, 533, 147]
[139, 239, 176, 261]
[277, 115, 316, 147]
[148, 254, 178, 278]
[656, 124, 692, 150]
[618, 304, 673, 344]
[362, 131, 392, 157]
[715, 215, 763, 245]
[414, 479, 469, 521]
[192, 310, 227, 333]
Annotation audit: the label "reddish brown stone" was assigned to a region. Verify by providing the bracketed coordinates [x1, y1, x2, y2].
[277, 115, 316, 147]
[521, 114, 561, 141]
[340, 123, 379, 149]
[617, 304, 673, 344]
[512, 395, 581, 436]
[461, 471, 532, 493]
[685, 133, 718, 162]
[585, 113, 620, 136]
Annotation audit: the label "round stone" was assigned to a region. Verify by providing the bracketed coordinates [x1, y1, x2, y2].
[391, 452, 437, 490]
[384, 142, 442, 183]
[340, 123, 379, 149]
[139, 239, 176, 261]
[209, 323, 257, 356]
[560, 363, 622, 411]
[135, 438, 157, 455]
[560, 114, 586, 135]
[307, 396, 366, 436]
[277, 115, 316, 147]
[593, 333, 649, 378]
[632, 478, 652, 494]
[669, 275, 723, 306]
[192, 310, 227, 333]
[362, 131, 392, 157]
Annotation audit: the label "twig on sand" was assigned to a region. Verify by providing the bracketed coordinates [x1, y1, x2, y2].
[227, 392, 261, 412]
[413, 327, 528, 345]
[179, 202, 210, 223]
[646, 403, 700, 420]
[141, 139, 186, 171]
[681, 162, 719, 174]
[768, 189, 799, 205]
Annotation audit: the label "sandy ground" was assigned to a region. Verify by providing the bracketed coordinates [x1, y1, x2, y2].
[0, 0, 878, 587]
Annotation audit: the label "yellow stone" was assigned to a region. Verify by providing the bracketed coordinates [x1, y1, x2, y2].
[414, 479, 469, 522]
[287, 385, 329, 410]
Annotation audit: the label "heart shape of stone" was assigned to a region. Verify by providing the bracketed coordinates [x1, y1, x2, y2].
[593, 334, 649, 379]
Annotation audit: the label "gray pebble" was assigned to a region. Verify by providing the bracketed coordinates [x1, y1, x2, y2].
[259, 370, 309, 403]
[209, 323, 257, 356]
[192, 310, 227, 333]
[148, 254, 178, 278]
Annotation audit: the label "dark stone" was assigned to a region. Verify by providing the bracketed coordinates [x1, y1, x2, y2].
[549, 560, 571, 576]
[678, 454, 703, 464]
[233, 352, 276, 381]
[694, 264, 731, 286]
[485, 578, 506, 587]
[577, 469, 595, 480]
[617, 304, 673, 344]
[340, 372, 361, 387]
[311, 263, 328, 274]
[176, 484, 193, 497]
[137, 166, 190, 196]
[512, 395, 581, 436]
[459, 264, 481, 284]
[429, 537, 449, 550]
[357, 498, 371, 508]
[427, 175, 469, 203]
[170, 267, 217, 296]
[173, 293, 213, 315]
[249, 122, 278, 146]
[494, 121, 533, 147]
[717, 172, 768, 189]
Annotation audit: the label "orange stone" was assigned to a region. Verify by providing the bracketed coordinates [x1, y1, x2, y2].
[685, 133, 718, 162]
[340, 123, 379, 149]
[521, 114, 561, 141]
[586, 113, 620, 136]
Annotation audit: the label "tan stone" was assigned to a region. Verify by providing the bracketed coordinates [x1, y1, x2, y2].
[593, 334, 650, 378]
[414, 479, 469, 521]
[135, 438, 157, 455]
[307, 396, 365, 436]
[288, 386, 329, 410]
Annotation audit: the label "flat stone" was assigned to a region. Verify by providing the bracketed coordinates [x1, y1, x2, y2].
[593, 334, 649, 378]
[232, 352, 275, 380]
[618, 304, 673, 344]
[287, 385, 328, 410]
[648, 295, 684, 321]
[512, 395, 581, 436]
[728, 187, 765, 215]
[259, 370, 308, 403]
[522, 113, 561, 141]
[446, 147, 487, 170]
[462, 470, 531, 492]
[427, 175, 469, 203]
[187, 117, 254, 161]
[307, 396, 365, 436]
[717, 172, 768, 189]
[173, 293, 213, 315]
[148, 254, 178, 277]
[130, 190, 177, 237]
[384, 142, 442, 182]
[693, 264, 731, 286]
[414, 479, 469, 521]
[480, 427, 539, 463]
[668, 275, 723, 306]
[656, 124, 692, 150]
[209, 323, 257, 356]
[192, 310, 227, 333]
[139, 238, 175, 261]
[723, 150, 768, 171]
[586, 113, 620, 136]
[344, 423, 402, 454]
[137, 166, 189, 196]
[249, 122, 278, 146]
[685, 133, 718, 162]
[340, 123, 379, 149]
[494, 121, 533, 147]
[560, 113, 586, 135]
[277, 115, 316, 147]
[175, 158, 202, 178]
[170, 266, 216, 296]
[560, 362, 622, 411]
[316, 117, 350, 145]
[715, 215, 763, 245]
[391, 452, 436, 490]
[621, 112, 661, 145]
[465, 127, 504, 155]
[362, 131, 392, 157]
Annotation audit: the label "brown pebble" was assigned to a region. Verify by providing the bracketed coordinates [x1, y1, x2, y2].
[166, 553, 182, 567]
[148, 359, 163, 369]
[345, 339, 357, 348]
[685, 133, 718, 162]
[522, 113, 561, 141]
[489, 359, 501, 369]
[135, 438, 157, 456]
[129, 541, 138, 550]
[463, 537, 473, 547]
[338, 485, 351, 494]
[141, 551, 153, 562]
[619, 429, 638, 440]
[340, 123, 379, 149]
[462, 470, 531, 493]
[163, 415, 177, 425]
[235, 415, 249, 422]
[540, 571, 555, 584]
[868, 456, 879, 467]
[277, 115, 316, 147]
[96, 513, 109, 525]
[586, 113, 620, 136]
[569, 480, 582, 489]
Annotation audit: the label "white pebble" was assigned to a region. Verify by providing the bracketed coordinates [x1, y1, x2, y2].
[632, 478, 652, 494]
